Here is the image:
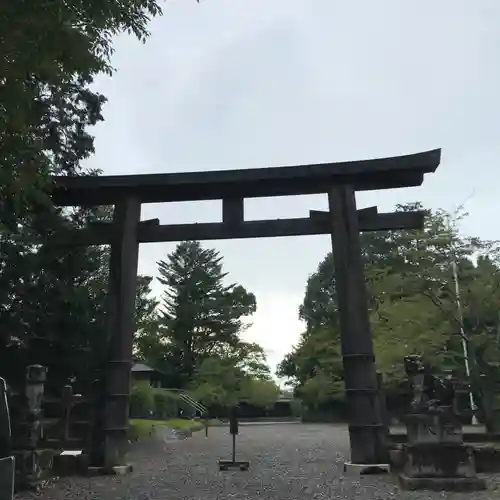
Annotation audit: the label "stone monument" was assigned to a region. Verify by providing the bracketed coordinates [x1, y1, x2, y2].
[399, 355, 486, 491]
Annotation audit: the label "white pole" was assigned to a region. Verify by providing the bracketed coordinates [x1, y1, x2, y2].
[451, 259, 479, 425]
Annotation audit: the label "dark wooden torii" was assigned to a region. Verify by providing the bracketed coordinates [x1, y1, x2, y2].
[50, 148, 441, 469]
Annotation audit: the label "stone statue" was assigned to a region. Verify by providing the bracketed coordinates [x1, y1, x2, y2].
[404, 355, 436, 412]
[400, 356, 485, 491]
[404, 355, 455, 415]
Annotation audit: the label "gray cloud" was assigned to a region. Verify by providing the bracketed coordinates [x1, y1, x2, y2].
[86, 0, 500, 366]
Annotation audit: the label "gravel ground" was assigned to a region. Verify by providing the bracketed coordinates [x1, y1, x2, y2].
[16, 423, 500, 500]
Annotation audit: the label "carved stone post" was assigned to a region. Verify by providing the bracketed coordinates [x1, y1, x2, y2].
[88, 377, 105, 467]
[60, 384, 73, 446]
[15, 365, 47, 490]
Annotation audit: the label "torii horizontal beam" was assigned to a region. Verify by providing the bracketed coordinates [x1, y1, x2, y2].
[51, 209, 424, 246]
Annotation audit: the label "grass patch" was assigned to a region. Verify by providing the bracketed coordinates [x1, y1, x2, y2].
[128, 418, 220, 442]
[163, 418, 203, 431]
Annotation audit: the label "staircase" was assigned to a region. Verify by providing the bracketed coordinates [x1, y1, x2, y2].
[179, 392, 207, 415]
[162, 389, 207, 416]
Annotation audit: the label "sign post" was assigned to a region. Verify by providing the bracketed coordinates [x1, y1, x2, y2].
[218, 406, 249, 471]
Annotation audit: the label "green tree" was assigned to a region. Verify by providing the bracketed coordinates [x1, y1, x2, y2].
[276, 326, 343, 404]
[135, 275, 160, 338]
[152, 241, 257, 388]
[240, 377, 280, 409]
[0, 0, 167, 388]
[0, 205, 159, 389]
[1, 0, 163, 222]
[278, 204, 500, 407]
[190, 348, 278, 409]
[189, 356, 242, 407]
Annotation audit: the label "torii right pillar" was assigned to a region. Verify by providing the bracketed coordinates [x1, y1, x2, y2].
[328, 185, 388, 468]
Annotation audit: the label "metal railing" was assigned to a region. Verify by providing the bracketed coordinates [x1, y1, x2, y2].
[160, 388, 207, 415]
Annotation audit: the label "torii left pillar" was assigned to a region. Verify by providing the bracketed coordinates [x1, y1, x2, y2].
[100, 196, 141, 471]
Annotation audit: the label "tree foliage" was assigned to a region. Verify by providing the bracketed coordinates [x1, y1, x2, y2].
[1, 0, 162, 220]
[0, 0, 166, 388]
[135, 240, 278, 409]
[278, 203, 500, 409]
[240, 377, 280, 409]
[0, 206, 158, 390]
[136, 240, 260, 393]
[190, 350, 279, 409]
[1, 0, 265, 406]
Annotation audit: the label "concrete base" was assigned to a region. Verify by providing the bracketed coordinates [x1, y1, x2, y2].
[218, 460, 250, 471]
[398, 473, 487, 491]
[53, 451, 86, 477]
[343, 462, 390, 475]
[86, 464, 133, 476]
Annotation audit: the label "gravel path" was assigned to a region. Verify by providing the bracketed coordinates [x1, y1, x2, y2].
[16, 423, 500, 500]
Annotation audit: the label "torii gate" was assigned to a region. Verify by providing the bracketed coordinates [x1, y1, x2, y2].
[50, 148, 441, 470]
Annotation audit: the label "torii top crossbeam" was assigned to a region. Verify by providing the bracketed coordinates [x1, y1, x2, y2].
[50, 149, 441, 206]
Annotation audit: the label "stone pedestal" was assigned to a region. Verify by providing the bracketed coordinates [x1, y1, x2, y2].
[405, 412, 462, 445]
[404, 443, 476, 478]
[399, 414, 486, 491]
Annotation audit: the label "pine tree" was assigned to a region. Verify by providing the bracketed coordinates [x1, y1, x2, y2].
[156, 241, 256, 388]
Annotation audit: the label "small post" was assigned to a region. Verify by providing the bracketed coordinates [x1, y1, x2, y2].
[89, 377, 105, 467]
[60, 384, 73, 446]
[229, 406, 239, 436]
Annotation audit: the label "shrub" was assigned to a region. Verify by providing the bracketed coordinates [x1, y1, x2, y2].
[128, 419, 156, 442]
[153, 390, 180, 419]
[130, 381, 155, 418]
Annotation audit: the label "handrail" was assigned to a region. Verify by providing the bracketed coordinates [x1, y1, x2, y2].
[159, 388, 207, 415]
[180, 394, 207, 414]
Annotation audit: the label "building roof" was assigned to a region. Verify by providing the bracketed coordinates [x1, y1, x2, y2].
[131, 362, 155, 373]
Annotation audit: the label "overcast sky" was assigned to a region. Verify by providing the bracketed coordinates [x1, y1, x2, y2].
[86, 0, 500, 373]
